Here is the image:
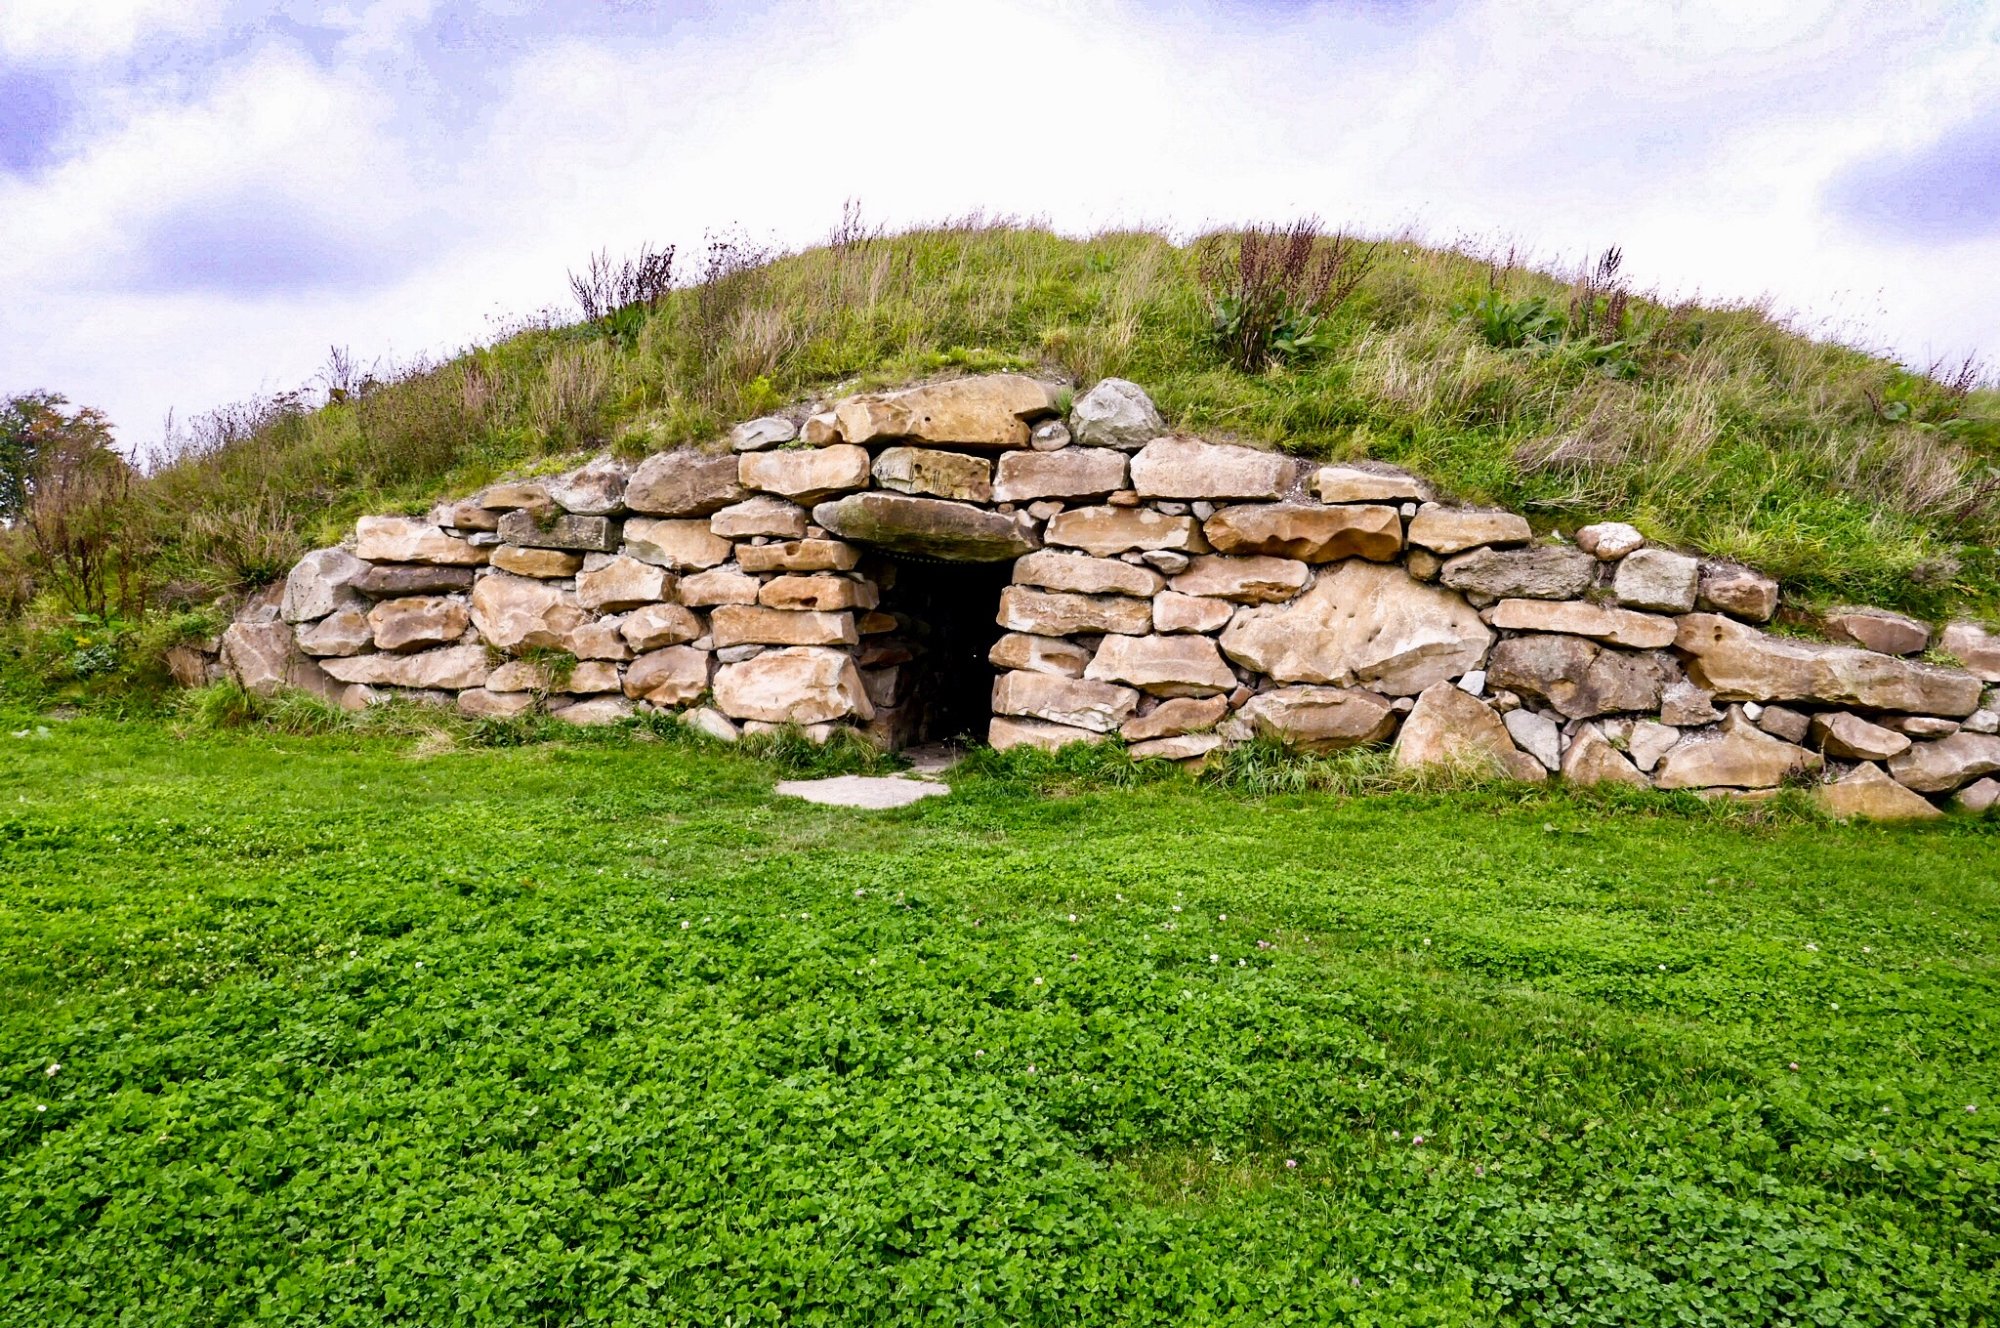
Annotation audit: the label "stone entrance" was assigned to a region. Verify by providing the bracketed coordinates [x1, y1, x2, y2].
[867, 554, 1012, 747]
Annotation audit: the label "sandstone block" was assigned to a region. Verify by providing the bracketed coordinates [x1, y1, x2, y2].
[1012, 550, 1162, 598]
[728, 416, 797, 452]
[1675, 613, 1980, 715]
[625, 646, 712, 705]
[1575, 522, 1645, 560]
[1486, 634, 1680, 719]
[1612, 547, 1699, 613]
[220, 622, 341, 700]
[1219, 560, 1492, 695]
[1483, 598, 1676, 649]
[759, 575, 878, 611]
[558, 660, 622, 695]
[446, 500, 501, 531]
[740, 445, 871, 503]
[623, 517, 734, 571]
[547, 458, 631, 515]
[1812, 763, 1943, 820]
[1822, 607, 1929, 656]
[367, 596, 470, 654]
[626, 449, 749, 516]
[1394, 681, 1545, 781]
[1406, 509, 1531, 554]
[470, 575, 587, 651]
[1069, 378, 1165, 451]
[1128, 733, 1226, 761]
[1130, 437, 1294, 500]
[679, 567, 764, 606]
[495, 509, 618, 552]
[322, 643, 493, 691]
[1885, 731, 2000, 793]
[992, 669, 1139, 733]
[1152, 591, 1234, 634]
[1168, 555, 1310, 604]
[713, 646, 873, 724]
[282, 547, 368, 623]
[1311, 466, 1424, 503]
[1810, 712, 1910, 761]
[351, 563, 478, 597]
[563, 617, 633, 661]
[1660, 679, 1723, 726]
[833, 375, 1052, 448]
[457, 688, 537, 720]
[489, 546, 583, 578]
[992, 448, 1128, 503]
[577, 555, 675, 611]
[1955, 777, 2000, 812]
[475, 481, 550, 510]
[989, 632, 1092, 678]
[1757, 704, 1812, 744]
[1698, 566, 1779, 622]
[1236, 686, 1397, 751]
[1629, 719, 1680, 772]
[709, 495, 808, 540]
[355, 516, 489, 566]
[1503, 708, 1561, 770]
[1653, 711, 1821, 789]
[813, 493, 1038, 561]
[871, 447, 993, 502]
[736, 539, 862, 573]
[1203, 502, 1400, 563]
[549, 696, 634, 726]
[684, 707, 742, 741]
[1561, 725, 1649, 788]
[710, 605, 858, 648]
[1942, 621, 2000, 681]
[1121, 695, 1229, 742]
[1044, 505, 1203, 557]
[297, 608, 373, 657]
[1084, 633, 1236, 697]
[1441, 545, 1595, 600]
[996, 586, 1152, 637]
[989, 715, 1101, 751]
[620, 602, 704, 651]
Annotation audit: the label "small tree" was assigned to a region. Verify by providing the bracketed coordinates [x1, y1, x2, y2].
[14, 400, 147, 617]
[1, 391, 73, 523]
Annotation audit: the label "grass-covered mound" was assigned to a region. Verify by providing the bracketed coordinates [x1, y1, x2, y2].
[3, 714, 1995, 1323]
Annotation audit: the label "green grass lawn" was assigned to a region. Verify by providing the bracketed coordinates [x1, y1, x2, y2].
[2, 715, 1997, 1325]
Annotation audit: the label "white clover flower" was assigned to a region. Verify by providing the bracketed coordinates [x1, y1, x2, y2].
[45, 1063, 59, 1077]
[1284, 1158, 1297, 1169]
[1032, 976, 1043, 985]
[1209, 954, 1219, 963]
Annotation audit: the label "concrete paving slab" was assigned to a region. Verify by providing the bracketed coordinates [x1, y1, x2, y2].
[773, 775, 951, 809]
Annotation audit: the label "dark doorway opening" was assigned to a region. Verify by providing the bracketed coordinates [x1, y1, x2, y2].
[866, 555, 1012, 748]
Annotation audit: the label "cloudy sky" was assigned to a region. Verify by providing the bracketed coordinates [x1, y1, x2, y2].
[2, 0, 1996, 449]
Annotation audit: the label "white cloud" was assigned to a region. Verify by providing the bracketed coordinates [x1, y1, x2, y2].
[0, 0, 226, 62]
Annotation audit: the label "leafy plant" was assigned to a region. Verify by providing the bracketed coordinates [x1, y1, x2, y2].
[1196, 220, 1372, 371]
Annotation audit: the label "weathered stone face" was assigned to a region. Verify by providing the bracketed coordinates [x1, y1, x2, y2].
[1122, 695, 1228, 742]
[1575, 522, 1645, 560]
[624, 646, 711, 705]
[457, 688, 537, 719]
[1044, 505, 1203, 557]
[1393, 682, 1544, 782]
[546, 458, 632, 515]
[712, 646, 874, 724]
[1482, 598, 1677, 649]
[871, 447, 994, 502]
[1942, 622, 2000, 681]
[728, 417, 797, 452]
[564, 617, 633, 661]
[367, 596, 470, 653]
[476, 481, 549, 510]
[470, 575, 588, 651]
[709, 496, 808, 540]
[679, 567, 763, 606]
[351, 563, 479, 597]
[1405, 509, 1530, 555]
[1810, 712, 1911, 761]
[488, 546, 583, 579]
[1675, 613, 1980, 715]
[550, 696, 635, 726]
[1486, 635, 1681, 719]
[297, 608, 373, 657]
[1012, 550, 1162, 598]
[355, 517, 489, 566]
[1236, 686, 1397, 751]
[813, 493, 1038, 562]
[1312, 466, 1424, 504]
[1653, 712, 1821, 789]
[1612, 548, 1699, 613]
[1441, 545, 1596, 601]
[1697, 566, 1779, 622]
[283, 547, 368, 623]
[996, 586, 1152, 637]
[988, 716, 1101, 752]
[735, 540, 861, 573]
[991, 449, 1128, 503]
[989, 632, 1092, 678]
[710, 605, 858, 648]
[558, 661, 623, 695]
[576, 556, 675, 611]
[1203, 503, 1401, 563]
[1561, 725, 1649, 788]
[495, 509, 618, 553]
[623, 517, 734, 571]
[992, 669, 1139, 733]
[625, 449, 748, 516]
[1151, 591, 1233, 634]
[1885, 731, 2000, 793]
[1812, 763, 1943, 821]
[1130, 437, 1294, 501]
[1219, 560, 1492, 695]
[620, 603, 704, 651]
[1504, 709, 1561, 771]
[1168, 555, 1310, 604]
[1818, 608, 1929, 657]
[322, 643, 494, 691]
[1069, 378, 1165, 451]
[759, 575, 878, 611]
[833, 375, 1052, 448]
[221, 622, 341, 700]
[1084, 633, 1236, 697]
[740, 445, 872, 503]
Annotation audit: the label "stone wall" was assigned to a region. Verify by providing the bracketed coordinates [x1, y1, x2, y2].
[221, 373, 2000, 820]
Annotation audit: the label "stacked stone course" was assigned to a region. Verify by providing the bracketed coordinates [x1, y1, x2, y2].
[217, 374, 2000, 820]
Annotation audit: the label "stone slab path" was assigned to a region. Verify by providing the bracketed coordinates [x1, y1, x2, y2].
[773, 775, 951, 809]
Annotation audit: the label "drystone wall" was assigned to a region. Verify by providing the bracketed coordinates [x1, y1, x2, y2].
[216, 373, 2000, 820]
